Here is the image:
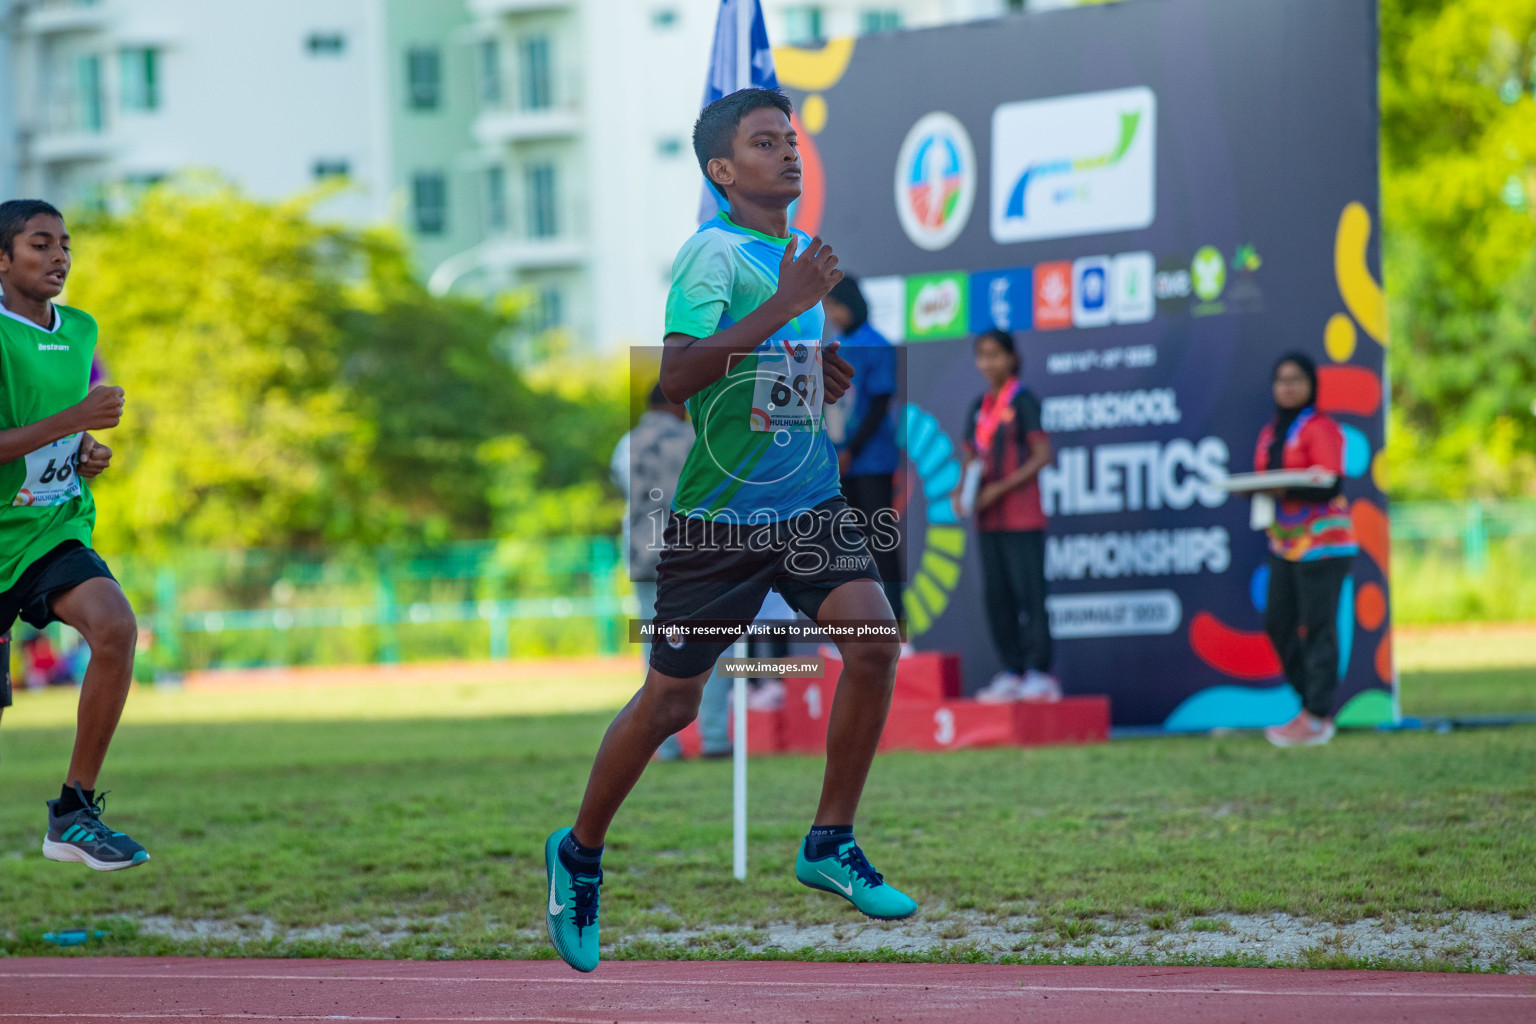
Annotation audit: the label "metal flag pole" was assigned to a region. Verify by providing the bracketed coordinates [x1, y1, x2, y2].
[732, 638, 748, 880]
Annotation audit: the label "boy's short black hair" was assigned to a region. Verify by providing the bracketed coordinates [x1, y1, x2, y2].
[693, 88, 795, 200]
[0, 200, 65, 257]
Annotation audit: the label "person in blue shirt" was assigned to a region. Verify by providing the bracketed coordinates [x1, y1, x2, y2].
[822, 276, 903, 626]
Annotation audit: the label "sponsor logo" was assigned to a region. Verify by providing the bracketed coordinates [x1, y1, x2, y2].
[793, 343, 809, 363]
[906, 271, 968, 340]
[1033, 261, 1073, 331]
[1224, 243, 1265, 314]
[894, 112, 977, 251]
[967, 267, 1033, 333]
[817, 870, 855, 896]
[1191, 245, 1227, 303]
[1154, 253, 1192, 311]
[548, 873, 565, 916]
[991, 86, 1157, 244]
[1111, 252, 1155, 324]
[859, 275, 907, 342]
[1071, 256, 1112, 329]
[37, 343, 69, 352]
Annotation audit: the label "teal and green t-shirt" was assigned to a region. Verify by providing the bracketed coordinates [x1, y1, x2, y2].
[0, 303, 98, 591]
[663, 213, 839, 522]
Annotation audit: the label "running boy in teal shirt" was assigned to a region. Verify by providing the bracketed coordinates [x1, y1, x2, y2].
[0, 200, 149, 871]
[543, 89, 913, 973]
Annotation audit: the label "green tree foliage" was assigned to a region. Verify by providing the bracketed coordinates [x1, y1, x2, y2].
[1383, 0, 1536, 497]
[69, 183, 622, 554]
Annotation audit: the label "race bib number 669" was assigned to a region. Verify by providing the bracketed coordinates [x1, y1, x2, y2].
[13, 433, 83, 507]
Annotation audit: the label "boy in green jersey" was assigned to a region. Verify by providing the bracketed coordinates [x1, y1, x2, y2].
[544, 89, 913, 973]
[0, 200, 149, 871]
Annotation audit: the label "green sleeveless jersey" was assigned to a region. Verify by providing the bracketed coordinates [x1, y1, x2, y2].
[0, 303, 98, 591]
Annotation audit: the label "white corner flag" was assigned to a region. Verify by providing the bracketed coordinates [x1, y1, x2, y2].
[698, 0, 781, 226]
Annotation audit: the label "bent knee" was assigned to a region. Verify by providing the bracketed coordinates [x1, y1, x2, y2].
[86, 612, 138, 658]
[647, 682, 704, 735]
[842, 639, 900, 680]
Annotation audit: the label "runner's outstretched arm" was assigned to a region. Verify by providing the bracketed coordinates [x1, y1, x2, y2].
[0, 386, 123, 466]
[660, 235, 851, 404]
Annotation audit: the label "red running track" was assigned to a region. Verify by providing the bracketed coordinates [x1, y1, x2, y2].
[1, 959, 1531, 1023]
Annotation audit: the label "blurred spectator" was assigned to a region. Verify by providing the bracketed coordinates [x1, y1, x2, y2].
[1254, 352, 1358, 748]
[22, 628, 75, 689]
[822, 276, 904, 628]
[956, 330, 1060, 704]
[611, 383, 731, 759]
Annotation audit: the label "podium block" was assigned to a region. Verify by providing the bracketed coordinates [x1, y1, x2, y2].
[880, 699, 1017, 752]
[672, 708, 783, 758]
[1011, 696, 1111, 746]
[781, 661, 842, 754]
[892, 652, 963, 703]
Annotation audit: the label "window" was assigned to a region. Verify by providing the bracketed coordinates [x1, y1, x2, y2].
[859, 10, 901, 33]
[525, 161, 557, 239]
[120, 47, 159, 111]
[406, 47, 441, 110]
[537, 285, 564, 330]
[306, 32, 345, 55]
[485, 165, 507, 232]
[412, 172, 447, 235]
[313, 159, 350, 180]
[77, 55, 103, 132]
[478, 39, 501, 106]
[519, 34, 552, 111]
[783, 6, 823, 46]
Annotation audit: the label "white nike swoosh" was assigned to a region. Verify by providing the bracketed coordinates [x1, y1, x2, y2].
[818, 870, 853, 897]
[548, 872, 565, 916]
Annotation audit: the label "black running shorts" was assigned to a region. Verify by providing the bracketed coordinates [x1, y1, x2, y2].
[0, 541, 117, 709]
[0, 541, 117, 634]
[648, 496, 884, 679]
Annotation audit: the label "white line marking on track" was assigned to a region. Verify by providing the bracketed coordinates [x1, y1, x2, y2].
[0, 1016, 706, 1023]
[0, 972, 1530, 1000]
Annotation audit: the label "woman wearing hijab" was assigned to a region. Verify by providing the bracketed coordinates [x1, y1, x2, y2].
[1254, 352, 1358, 747]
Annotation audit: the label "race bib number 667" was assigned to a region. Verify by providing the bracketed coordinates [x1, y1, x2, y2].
[13, 433, 83, 507]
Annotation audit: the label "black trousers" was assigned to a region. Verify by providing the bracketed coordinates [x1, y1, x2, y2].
[841, 472, 905, 625]
[978, 530, 1052, 675]
[1264, 554, 1352, 718]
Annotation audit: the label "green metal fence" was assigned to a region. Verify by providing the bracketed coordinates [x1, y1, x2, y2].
[52, 499, 1536, 674]
[1391, 499, 1536, 575]
[110, 537, 632, 675]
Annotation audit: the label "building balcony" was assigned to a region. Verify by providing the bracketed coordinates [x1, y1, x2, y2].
[29, 128, 115, 164]
[467, 0, 572, 17]
[428, 233, 585, 294]
[21, 0, 114, 35]
[473, 106, 580, 146]
[481, 234, 586, 271]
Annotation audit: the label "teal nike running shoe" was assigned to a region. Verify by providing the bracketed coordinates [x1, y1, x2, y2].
[544, 827, 601, 972]
[795, 837, 917, 920]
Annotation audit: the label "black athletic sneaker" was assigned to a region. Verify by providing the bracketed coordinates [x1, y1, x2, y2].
[43, 784, 150, 871]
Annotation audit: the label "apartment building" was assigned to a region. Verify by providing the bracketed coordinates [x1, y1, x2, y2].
[4, 0, 481, 274]
[456, 0, 1026, 348]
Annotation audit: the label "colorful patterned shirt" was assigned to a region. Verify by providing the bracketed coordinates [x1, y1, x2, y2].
[663, 213, 839, 522]
[1254, 408, 1359, 562]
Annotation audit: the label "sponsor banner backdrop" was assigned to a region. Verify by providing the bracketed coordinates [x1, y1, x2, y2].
[777, 0, 1390, 728]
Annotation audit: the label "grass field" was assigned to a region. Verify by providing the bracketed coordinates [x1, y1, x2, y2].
[0, 627, 1532, 969]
